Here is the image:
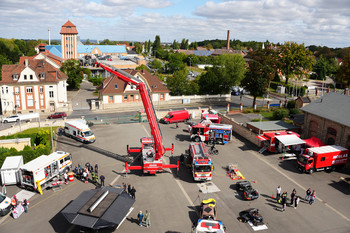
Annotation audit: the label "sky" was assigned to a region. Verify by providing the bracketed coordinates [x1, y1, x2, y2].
[1, 0, 350, 48]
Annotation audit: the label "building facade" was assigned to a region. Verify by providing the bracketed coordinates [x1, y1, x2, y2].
[301, 92, 350, 150]
[60, 20, 78, 60]
[0, 58, 68, 115]
[97, 69, 169, 109]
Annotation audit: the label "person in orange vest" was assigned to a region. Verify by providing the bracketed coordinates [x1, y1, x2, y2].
[11, 195, 18, 209]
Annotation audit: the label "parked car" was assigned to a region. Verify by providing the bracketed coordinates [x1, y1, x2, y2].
[1, 115, 20, 123]
[236, 181, 259, 200]
[238, 208, 264, 226]
[48, 112, 67, 119]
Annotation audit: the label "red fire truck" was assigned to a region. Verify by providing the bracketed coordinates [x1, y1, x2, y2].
[256, 131, 304, 153]
[297, 145, 349, 174]
[190, 123, 232, 145]
[185, 142, 213, 181]
[97, 63, 178, 174]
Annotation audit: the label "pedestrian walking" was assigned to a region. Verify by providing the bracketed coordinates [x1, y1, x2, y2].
[137, 211, 143, 226]
[290, 189, 296, 205]
[130, 186, 136, 199]
[100, 174, 105, 186]
[294, 196, 300, 209]
[305, 188, 311, 201]
[127, 184, 131, 194]
[64, 172, 68, 184]
[122, 183, 127, 192]
[83, 171, 88, 183]
[144, 210, 151, 227]
[276, 185, 282, 203]
[309, 190, 316, 205]
[89, 165, 94, 173]
[22, 199, 29, 213]
[85, 162, 91, 170]
[281, 191, 287, 212]
[94, 164, 98, 174]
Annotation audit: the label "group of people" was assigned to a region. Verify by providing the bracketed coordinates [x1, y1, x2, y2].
[11, 195, 29, 213]
[137, 210, 151, 227]
[276, 186, 316, 212]
[72, 162, 106, 186]
[122, 183, 136, 199]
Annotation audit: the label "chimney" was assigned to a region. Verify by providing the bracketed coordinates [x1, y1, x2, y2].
[25, 59, 28, 67]
[226, 30, 230, 50]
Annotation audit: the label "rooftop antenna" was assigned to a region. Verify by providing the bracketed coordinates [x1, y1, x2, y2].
[48, 27, 51, 45]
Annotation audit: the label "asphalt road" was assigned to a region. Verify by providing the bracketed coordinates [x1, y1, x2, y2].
[1, 122, 349, 233]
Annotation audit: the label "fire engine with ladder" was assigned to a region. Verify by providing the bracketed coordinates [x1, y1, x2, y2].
[96, 62, 179, 174]
[185, 142, 213, 181]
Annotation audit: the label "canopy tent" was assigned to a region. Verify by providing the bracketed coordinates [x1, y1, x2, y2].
[275, 135, 305, 146]
[61, 186, 134, 230]
[303, 137, 326, 148]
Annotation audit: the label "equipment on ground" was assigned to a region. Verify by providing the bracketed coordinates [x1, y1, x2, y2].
[236, 181, 259, 200]
[190, 123, 232, 145]
[297, 145, 348, 174]
[238, 208, 264, 226]
[64, 120, 95, 143]
[19, 151, 72, 192]
[96, 62, 179, 174]
[185, 142, 213, 181]
[192, 198, 226, 233]
[227, 164, 245, 180]
[201, 109, 221, 124]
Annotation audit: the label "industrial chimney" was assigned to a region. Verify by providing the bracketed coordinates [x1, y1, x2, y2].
[226, 30, 230, 50]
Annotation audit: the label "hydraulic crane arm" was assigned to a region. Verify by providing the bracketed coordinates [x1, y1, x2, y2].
[96, 62, 165, 159]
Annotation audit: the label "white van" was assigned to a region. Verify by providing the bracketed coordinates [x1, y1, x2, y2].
[64, 120, 95, 143]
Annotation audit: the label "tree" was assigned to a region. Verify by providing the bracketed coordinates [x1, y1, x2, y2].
[199, 54, 246, 94]
[134, 43, 142, 54]
[0, 54, 12, 80]
[60, 59, 85, 90]
[241, 48, 281, 106]
[280, 42, 314, 84]
[85, 39, 91, 45]
[149, 59, 162, 71]
[180, 39, 189, 50]
[172, 40, 179, 50]
[166, 69, 198, 95]
[152, 35, 162, 58]
[167, 53, 186, 73]
[336, 52, 350, 88]
[135, 64, 150, 72]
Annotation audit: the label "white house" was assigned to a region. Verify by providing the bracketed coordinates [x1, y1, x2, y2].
[0, 57, 68, 115]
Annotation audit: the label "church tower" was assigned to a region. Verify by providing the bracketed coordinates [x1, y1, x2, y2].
[60, 20, 78, 59]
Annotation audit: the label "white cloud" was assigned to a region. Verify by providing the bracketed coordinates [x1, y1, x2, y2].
[0, 0, 349, 48]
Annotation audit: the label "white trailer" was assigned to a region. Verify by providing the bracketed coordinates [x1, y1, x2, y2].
[19, 151, 72, 191]
[64, 120, 95, 143]
[1, 156, 24, 185]
[1, 113, 39, 123]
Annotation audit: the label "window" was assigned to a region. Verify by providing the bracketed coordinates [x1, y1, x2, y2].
[40, 98, 44, 106]
[6, 87, 8, 93]
[27, 98, 34, 107]
[327, 127, 337, 136]
[1, 87, 3, 94]
[24, 75, 27, 80]
[321, 157, 325, 161]
[40, 86, 43, 93]
[39, 73, 45, 79]
[130, 95, 134, 101]
[16, 100, 20, 108]
[161, 94, 164, 98]
[124, 95, 128, 100]
[114, 84, 118, 89]
[12, 74, 19, 80]
[15, 87, 19, 94]
[49, 91, 54, 98]
[30, 75, 33, 80]
[26, 87, 33, 93]
[109, 96, 113, 101]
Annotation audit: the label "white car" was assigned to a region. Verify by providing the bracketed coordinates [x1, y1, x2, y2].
[2, 115, 20, 123]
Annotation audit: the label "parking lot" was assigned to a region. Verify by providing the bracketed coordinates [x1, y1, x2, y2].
[1, 122, 350, 233]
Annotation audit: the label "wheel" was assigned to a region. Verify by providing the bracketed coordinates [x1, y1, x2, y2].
[50, 117, 53, 119]
[166, 121, 169, 124]
[16, 119, 19, 122]
[214, 149, 219, 155]
[3, 120, 8, 123]
[309, 168, 314, 174]
[194, 137, 200, 142]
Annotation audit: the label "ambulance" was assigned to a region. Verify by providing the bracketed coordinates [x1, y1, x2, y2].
[64, 120, 95, 143]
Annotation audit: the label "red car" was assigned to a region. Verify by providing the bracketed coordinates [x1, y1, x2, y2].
[48, 112, 67, 119]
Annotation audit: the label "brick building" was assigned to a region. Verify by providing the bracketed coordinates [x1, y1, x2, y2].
[301, 92, 350, 150]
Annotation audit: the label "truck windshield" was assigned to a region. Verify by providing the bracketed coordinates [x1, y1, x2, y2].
[0, 193, 6, 202]
[84, 131, 93, 137]
[164, 114, 170, 119]
[298, 156, 308, 165]
[195, 165, 211, 172]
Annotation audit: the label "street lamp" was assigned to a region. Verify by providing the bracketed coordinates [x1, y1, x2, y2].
[188, 57, 192, 73]
[50, 120, 56, 153]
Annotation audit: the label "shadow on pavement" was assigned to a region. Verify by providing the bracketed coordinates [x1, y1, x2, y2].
[278, 160, 300, 174]
[328, 180, 350, 195]
[49, 201, 74, 233]
[175, 134, 190, 142]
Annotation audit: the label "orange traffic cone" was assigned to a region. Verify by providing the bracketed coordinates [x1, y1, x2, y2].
[271, 193, 274, 199]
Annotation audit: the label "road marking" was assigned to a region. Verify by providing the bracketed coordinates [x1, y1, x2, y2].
[253, 152, 350, 222]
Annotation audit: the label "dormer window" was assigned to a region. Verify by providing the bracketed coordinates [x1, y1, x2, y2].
[12, 74, 19, 80]
[30, 75, 33, 80]
[114, 84, 118, 89]
[39, 73, 45, 79]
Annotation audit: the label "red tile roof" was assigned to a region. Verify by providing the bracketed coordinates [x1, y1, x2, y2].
[1, 59, 68, 85]
[60, 20, 78, 34]
[98, 69, 169, 95]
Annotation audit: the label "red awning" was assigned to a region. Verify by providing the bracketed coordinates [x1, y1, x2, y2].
[303, 137, 326, 148]
[256, 135, 268, 141]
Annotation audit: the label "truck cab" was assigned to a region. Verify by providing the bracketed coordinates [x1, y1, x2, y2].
[186, 142, 213, 181]
[297, 155, 314, 173]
